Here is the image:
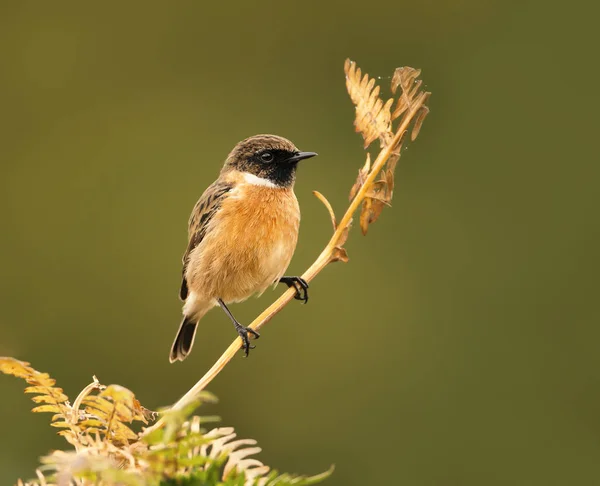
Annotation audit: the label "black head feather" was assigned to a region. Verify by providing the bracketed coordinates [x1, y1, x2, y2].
[223, 134, 316, 187]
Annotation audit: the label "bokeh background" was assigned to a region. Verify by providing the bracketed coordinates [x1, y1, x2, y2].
[1, 1, 598, 484]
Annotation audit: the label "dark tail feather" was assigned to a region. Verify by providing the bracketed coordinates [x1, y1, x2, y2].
[169, 316, 198, 363]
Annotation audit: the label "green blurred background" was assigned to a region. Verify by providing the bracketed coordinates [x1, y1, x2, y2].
[1, 1, 598, 484]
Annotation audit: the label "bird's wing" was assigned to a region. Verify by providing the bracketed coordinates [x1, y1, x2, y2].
[180, 181, 233, 300]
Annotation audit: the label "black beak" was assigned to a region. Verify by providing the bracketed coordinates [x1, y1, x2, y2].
[287, 151, 318, 163]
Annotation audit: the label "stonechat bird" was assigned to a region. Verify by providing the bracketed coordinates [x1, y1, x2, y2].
[169, 134, 317, 362]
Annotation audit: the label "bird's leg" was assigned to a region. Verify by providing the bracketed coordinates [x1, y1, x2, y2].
[217, 298, 260, 357]
[279, 276, 309, 304]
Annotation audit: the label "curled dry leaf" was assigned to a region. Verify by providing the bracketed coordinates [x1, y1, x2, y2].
[411, 96, 431, 141]
[384, 143, 402, 196]
[101, 384, 150, 424]
[349, 153, 371, 201]
[356, 152, 398, 236]
[359, 193, 388, 235]
[70, 376, 104, 424]
[345, 59, 394, 148]
[364, 182, 390, 219]
[313, 190, 338, 230]
[337, 221, 351, 247]
[391, 66, 422, 95]
[330, 246, 349, 264]
[314, 188, 350, 263]
[391, 66, 423, 121]
[359, 197, 373, 235]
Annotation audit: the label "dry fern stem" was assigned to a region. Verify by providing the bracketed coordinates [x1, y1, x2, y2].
[146, 59, 432, 433]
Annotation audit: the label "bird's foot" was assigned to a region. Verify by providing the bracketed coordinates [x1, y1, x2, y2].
[279, 276, 309, 304]
[236, 325, 260, 357]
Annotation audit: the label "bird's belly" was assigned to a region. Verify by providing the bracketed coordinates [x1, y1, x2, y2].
[223, 238, 293, 302]
[187, 187, 299, 303]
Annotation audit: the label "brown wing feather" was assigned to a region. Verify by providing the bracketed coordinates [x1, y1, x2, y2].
[180, 181, 232, 300]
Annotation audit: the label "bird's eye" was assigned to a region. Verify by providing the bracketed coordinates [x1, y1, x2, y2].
[260, 152, 274, 162]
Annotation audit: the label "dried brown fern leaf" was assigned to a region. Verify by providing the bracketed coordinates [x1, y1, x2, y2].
[346, 61, 430, 235]
[0, 357, 71, 422]
[344, 59, 394, 148]
[80, 385, 150, 444]
[410, 98, 430, 141]
[1, 357, 152, 454]
[391, 66, 431, 141]
[350, 134, 403, 235]
[349, 153, 371, 201]
[391, 66, 422, 118]
[313, 191, 339, 231]
[313, 190, 351, 263]
[350, 153, 389, 235]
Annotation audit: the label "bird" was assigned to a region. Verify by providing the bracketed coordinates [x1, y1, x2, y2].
[169, 134, 317, 363]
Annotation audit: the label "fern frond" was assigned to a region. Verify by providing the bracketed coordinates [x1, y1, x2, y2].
[345, 60, 430, 234]
[0, 357, 71, 423]
[2, 358, 331, 486]
[344, 59, 394, 148]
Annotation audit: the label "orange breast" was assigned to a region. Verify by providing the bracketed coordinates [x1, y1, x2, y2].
[187, 182, 300, 303]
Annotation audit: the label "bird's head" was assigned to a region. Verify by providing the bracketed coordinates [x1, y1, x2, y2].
[222, 134, 317, 188]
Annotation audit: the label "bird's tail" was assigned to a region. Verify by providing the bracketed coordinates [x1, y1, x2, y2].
[170, 299, 212, 363]
[169, 314, 202, 363]
[169, 305, 211, 363]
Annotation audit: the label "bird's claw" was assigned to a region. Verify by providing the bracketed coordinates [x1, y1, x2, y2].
[280, 276, 309, 304]
[237, 326, 260, 357]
